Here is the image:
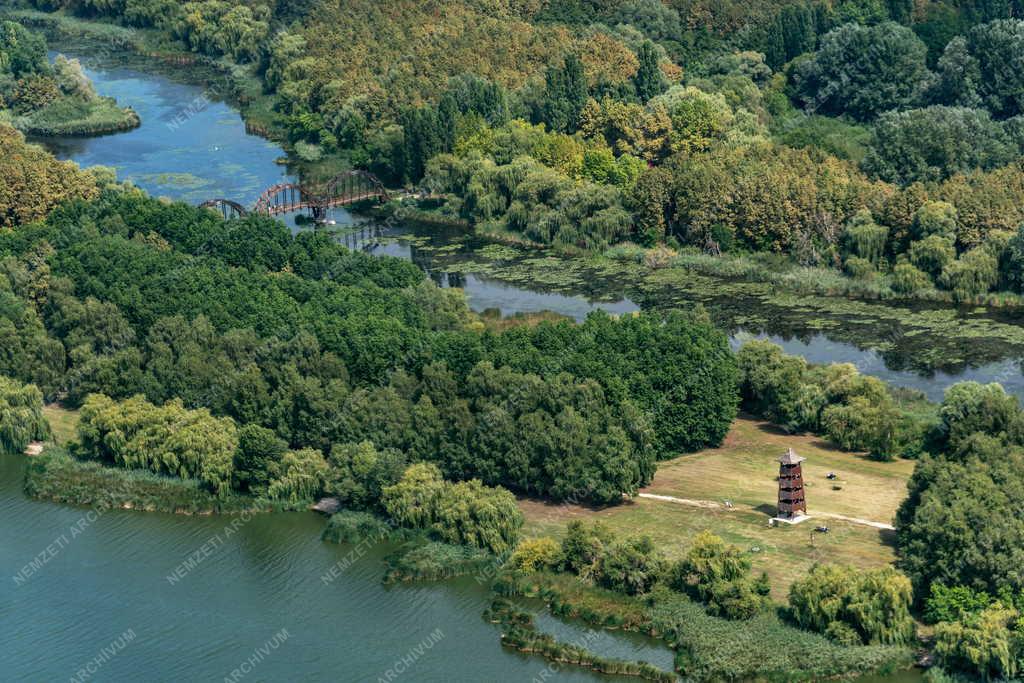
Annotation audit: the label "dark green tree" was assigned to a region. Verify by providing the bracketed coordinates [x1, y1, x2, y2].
[634, 41, 666, 102]
[542, 53, 588, 133]
[789, 21, 931, 121]
[233, 423, 287, 495]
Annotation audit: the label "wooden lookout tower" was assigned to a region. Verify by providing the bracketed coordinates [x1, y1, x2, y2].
[777, 448, 807, 519]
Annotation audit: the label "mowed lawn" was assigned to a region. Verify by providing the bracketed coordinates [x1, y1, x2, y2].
[520, 416, 915, 599]
[645, 416, 916, 523]
[42, 404, 80, 445]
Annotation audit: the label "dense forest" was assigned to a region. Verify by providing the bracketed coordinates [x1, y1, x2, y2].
[6, 0, 1024, 679]
[14, 0, 1024, 303]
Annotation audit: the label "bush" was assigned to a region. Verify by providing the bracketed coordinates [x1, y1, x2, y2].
[561, 520, 615, 577]
[863, 106, 1017, 184]
[594, 535, 665, 596]
[939, 381, 1022, 449]
[843, 210, 888, 265]
[669, 531, 769, 619]
[788, 564, 915, 645]
[939, 248, 998, 301]
[890, 262, 933, 294]
[912, 201, 958, 241]
[510, 537, 562, 573]
[325, 440, 406, 511]
[934, 604, 1020, 680]
[0, 375, 50, 454]
[925, 584, 993, 624]
[736, 340, 808, 430]
[908, 235, 955, 278]
[77, 393, 238, 494]
[265, 447, 328, 503]
[821, 395, 901, 458]
[789, 22, 930, 121]
[381, 463, 523, 554]
[232, 424, 285, 495]
[896, 438, 1024, 598]
[844, 256, 876, 280]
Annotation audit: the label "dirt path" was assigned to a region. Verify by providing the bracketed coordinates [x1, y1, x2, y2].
[635, 492, 895, 531]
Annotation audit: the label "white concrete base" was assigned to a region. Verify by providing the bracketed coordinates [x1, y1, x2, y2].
[770, 514, 811, 526]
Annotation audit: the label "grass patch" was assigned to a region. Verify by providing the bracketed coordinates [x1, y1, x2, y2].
[648, 588, 910, 682]
[42, 404, 79, 445]
[5, 96, 139, 136]
[24, 447, 261, 514]
[647, 416, 914, 522]
[321, 510, 407, 544]
[383, 540, 496, 583]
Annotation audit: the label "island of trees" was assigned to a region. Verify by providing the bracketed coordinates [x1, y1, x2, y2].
[0, 20, 138, 135]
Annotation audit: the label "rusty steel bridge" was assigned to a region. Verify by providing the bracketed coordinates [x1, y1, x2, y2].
[198, 170, 389, 221]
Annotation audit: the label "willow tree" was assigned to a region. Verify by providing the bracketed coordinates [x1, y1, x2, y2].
[788, 564, 915, 646]
[0, 376, 50, 454]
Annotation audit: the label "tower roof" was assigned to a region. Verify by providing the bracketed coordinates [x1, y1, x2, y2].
[778, 448, 805, 465]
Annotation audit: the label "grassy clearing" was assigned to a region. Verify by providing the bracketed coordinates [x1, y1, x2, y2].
[647, 416, 915, 522]
[42, 404, 79, 445]
[520, 416, 911, 600]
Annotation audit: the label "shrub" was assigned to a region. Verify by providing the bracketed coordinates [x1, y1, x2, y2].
[896, 439, 1024, 598]
[788, 564, 915, 646]
[939, 381, 1022, 449]
[736, 340, 808, 430]
[381, 463, 523, 554]
[909, 235, 955, 278]
[934, 604, 1020, 680]
[594, 535, 665, 596]
[325, 440, 406, 511]
[843, 210, 888, 264]
[669, 530, 769, 619]
[890, 262, 932, 294]
[561, 520, 616, 577]
[510, 537, 562, 573]
[265, 447, 328, 503]
[0, 375, 50, 454]
[232, 423, 285, 495]
[912, 201, 958, 240]
[77, 393, 237, 494]
[844, 256, 876, 280]
[821, 395, 901, 458]
[939, 248, 998, 301]
[863, 106, 1017, 184]
[925, 584, 993, 624]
